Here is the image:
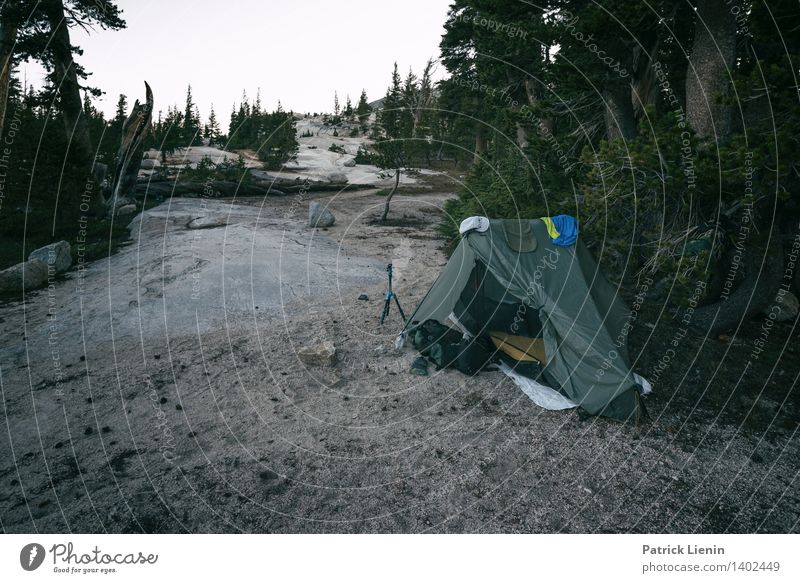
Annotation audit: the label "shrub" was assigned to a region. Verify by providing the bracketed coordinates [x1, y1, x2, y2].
[354, 146, 374, 165]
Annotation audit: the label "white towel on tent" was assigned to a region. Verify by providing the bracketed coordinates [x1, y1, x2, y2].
[498, 362, 578, 410]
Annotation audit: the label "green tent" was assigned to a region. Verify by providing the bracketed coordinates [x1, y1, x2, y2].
[404, 218, 647, 422]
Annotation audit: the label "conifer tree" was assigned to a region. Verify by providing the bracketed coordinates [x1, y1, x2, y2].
[356, 89, 371, 128]
[374, 63, 412, 222]
[206, 104, 221, 145]
[182, 84, 201, 145]
[344, 94, 353, 119]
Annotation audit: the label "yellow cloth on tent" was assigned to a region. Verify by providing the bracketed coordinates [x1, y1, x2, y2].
[540, 216, 560, 240]
[489, 332, 547, 364]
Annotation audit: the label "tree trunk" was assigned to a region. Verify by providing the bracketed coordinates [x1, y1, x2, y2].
[109, 82, 153, 212]
[631, 39, 660, 118]
[380, 168, 400, 223]
[685, 0, 737, 140]
[44, 0, 95, 170]
[523, 77, 554, 134]
[473, 126, 487, 164]
[515, 123, 529, 149]
[687, 230, 783, 335]
[0, 20, 18, 139]
[603, 81, 637, 141]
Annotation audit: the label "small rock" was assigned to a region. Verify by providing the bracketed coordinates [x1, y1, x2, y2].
[766, 290, 798, 322]
[342, 157, 356, 167]
[28, 241, 72, 274]
[188, 216, 227, 229]
[358, 294, 369, 301]
[116, 204, 137, 216]
[308, 202, 335, 228]
[140, 158, 161, 170]
[0, 259, 48, 293]
[297, 340, 336, 366]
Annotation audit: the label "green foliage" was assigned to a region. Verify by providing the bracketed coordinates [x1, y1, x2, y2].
[147, 105, 185, 163]
[181, 154, 251, 183]
[182, 84, 202, 146]
[354, 146, 374, 165]
[356, 89, 371, 127]
[328, 143, 346, 154]
[433, 0, 800, 309]
[372, 62, 433, 171]
[203, 104, 222, 145]
[227, 96, 298, 170]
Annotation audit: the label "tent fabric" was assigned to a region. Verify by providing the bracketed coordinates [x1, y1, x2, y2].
[498, 362, 578, 410]
[405, 218, 641, 420]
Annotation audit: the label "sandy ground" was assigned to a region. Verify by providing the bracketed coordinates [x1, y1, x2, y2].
[1, 185, 798, 533]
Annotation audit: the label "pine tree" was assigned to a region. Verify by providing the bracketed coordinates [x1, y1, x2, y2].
[182, 84, 201, 146]
[206, 104, 221, 145]
[356, 89, 371, 127]
[344, 94, 353, 119]
[113, 93, 128, 125]
[105, 93, 128, 165]
[333, 91, 340, 116]
[374, 63, 412, 222]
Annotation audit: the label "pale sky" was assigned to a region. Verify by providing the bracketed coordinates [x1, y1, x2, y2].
[22, 0, 453, 125]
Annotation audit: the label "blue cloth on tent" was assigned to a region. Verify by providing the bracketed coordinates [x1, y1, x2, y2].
[543, 214, 578, 246]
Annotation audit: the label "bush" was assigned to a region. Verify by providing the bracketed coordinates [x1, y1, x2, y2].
[354, 146, 374, 165]
[328, 143, 346, 154]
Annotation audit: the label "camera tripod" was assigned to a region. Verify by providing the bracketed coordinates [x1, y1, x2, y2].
[380, 263, 406, 326]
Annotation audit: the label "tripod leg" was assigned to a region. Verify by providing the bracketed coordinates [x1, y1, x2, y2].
[393, 293, 407, 323]
[380, 293, 391, 325]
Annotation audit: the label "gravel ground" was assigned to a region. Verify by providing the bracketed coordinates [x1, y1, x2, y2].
[1, 187, 798, 533]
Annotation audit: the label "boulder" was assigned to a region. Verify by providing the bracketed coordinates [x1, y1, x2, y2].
[116, 204, 138, 216]
[342, 157, 356, 167]
[326, 172, 348, 184]
[140, 158, 161, 170]
[0, 259, 49, 294]
[309, 202, 335, 228]
[767, 290, 799, 322]
[297, 341, 336, 366]
[28, 241, 72, 274]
